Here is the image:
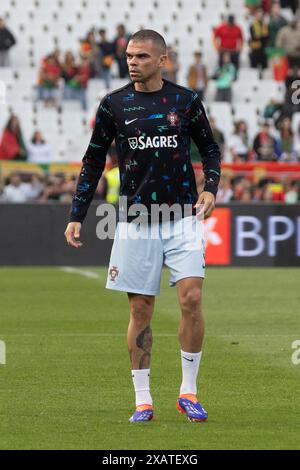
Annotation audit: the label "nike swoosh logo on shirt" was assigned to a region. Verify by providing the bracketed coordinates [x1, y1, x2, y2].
[183, 357, 194, 362]
[125, 118, 138, 125]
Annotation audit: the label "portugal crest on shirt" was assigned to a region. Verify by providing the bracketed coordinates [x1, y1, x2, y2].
[167, 112, 179, 127]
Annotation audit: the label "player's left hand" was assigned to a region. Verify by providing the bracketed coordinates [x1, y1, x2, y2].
[195, 191, 215, 219]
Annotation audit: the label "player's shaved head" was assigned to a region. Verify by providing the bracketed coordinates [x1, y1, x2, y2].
[129, 29, 167, 55]
[126, 30, 167, 86]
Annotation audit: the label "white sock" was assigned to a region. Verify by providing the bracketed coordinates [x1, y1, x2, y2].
[180, 350, 202, 396]
[131, 369, 153, 407]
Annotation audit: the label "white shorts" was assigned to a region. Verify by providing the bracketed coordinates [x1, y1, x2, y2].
[106, 216, 205, 296]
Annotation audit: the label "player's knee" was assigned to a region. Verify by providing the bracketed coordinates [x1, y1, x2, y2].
[180, 288, 202, 313]
[130, 296, 153, 326]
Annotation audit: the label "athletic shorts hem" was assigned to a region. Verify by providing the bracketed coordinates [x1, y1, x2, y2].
[106, 283, 159, 296]
[170, 273, 205, 286]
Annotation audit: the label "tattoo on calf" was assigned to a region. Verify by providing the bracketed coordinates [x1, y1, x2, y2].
[136, 326, 153, 369]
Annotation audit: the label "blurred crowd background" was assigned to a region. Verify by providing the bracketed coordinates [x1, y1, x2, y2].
[1, 0, 300, 204]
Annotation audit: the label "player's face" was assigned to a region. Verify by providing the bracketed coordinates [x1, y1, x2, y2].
[126, 40, 166, 83]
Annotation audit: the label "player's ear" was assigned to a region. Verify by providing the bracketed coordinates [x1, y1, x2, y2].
[158, 54, 167, 67]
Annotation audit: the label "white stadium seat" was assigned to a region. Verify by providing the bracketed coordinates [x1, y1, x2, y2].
[207, 102, 233, 141]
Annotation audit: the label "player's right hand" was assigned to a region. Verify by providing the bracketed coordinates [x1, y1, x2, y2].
[64, 222, 83, 248]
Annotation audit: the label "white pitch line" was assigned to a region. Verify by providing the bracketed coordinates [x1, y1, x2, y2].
[60, 267, 100, 279]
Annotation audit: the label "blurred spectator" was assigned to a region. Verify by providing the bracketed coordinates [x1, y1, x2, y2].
[228, 120, 250, 162]
[37, 53, 61, 107]
[59, 175, 77, 203]
[232, 176, 253, 200]
[62, 53, 90, 110]
[213, 52, 235, 103]
[80, 30, 101, 77]
[280, 0, 299, 14]
[75, 56, 91, 111]
[233, 176, 253, 201]
[253, 122, 280, 160]
[98, 29, 115, 90]
[293, 122, 300, 159]
[0, 17, 16, 67]
[114, 24, 130, 78]
[239, 188, 253, 201]
[263, 98, 283, 121]
[278, 116, 297, 161]
[40, 173, 66, 201]
[209, 117, 226, 159]
[262, 0, 273, 13]
[267, 181, 285, 200]
[213, 15, 244, 77]
[216, 174, 234, 202]
[187, 52, 208, 100]
[104, 152, 119, 204]
[232, 176, 245, 200]
[1, 169, 299, 205]
[0, 115, 27, 161]
[245, 0, 263, 13]
[27, 131, 52, 163]
[276, 20, 300, 69]
[28, 174, 44, 199]
[162, 45, 179, 82]
[245, 0, 272, 13]
[253, 178, 272, 200]
[53, 48, 62, 67]
[0, 172, 42, 202]
[284, 180, 299, 203]
[61, 51, 78, 98]
[268, 2, 288, 47]
[249, 8, 269, 70]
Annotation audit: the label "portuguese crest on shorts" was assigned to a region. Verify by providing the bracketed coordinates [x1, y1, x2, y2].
[109, 266, 119, 282]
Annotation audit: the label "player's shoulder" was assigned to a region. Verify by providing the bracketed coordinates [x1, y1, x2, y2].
[102, 82, 134, 102]
[164, 79, 198, 100]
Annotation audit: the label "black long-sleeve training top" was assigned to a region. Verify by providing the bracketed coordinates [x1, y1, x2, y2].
[70, 78, 221, 223]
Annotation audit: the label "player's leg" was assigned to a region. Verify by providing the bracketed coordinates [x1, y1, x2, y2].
[177, 277, 204, 397]
[163, 216, 207, 421]
[176, 277, 207, 421]
[177, 277, 204, 353]
[105, 221, 163, 421]
[163, 216, 205, 354]
[127, 293, 155, 422]
[127, 293, 155, 370]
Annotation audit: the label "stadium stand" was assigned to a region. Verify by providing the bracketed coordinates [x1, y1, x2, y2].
[1, 0, 300, 202]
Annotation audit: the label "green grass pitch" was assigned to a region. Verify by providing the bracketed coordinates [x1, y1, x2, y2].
[0, 267, 299, 450]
